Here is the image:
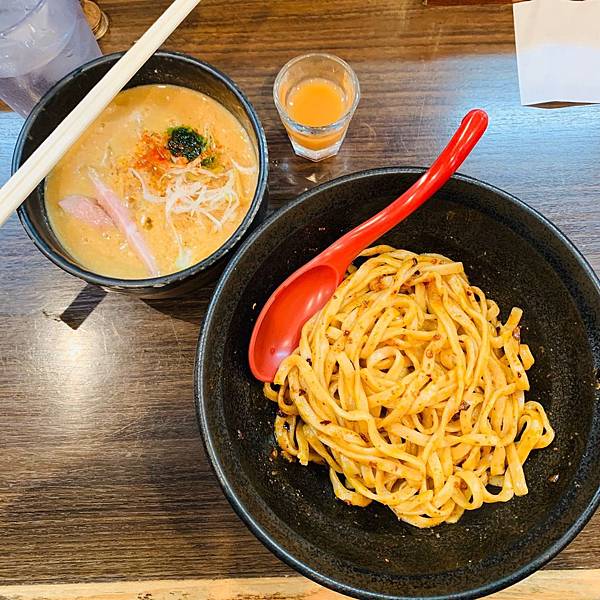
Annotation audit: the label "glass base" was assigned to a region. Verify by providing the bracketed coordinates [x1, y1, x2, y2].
[288, 136, 345, 162]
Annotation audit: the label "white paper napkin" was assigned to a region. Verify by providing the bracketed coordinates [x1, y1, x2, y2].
[514, 0, 600, 105]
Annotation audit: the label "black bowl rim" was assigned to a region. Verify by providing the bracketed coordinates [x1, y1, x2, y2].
[13, 50, 269, 289]
[195, 167, 600, 600]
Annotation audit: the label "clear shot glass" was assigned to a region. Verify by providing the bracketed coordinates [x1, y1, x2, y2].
[274, 53, 360, 162]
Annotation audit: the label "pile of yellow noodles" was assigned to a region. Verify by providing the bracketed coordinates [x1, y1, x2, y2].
[264, 246, 554, 528]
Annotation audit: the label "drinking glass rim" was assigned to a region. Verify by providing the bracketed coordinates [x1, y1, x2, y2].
[273, 52, 361, 134]
[0, 0, 46, 36]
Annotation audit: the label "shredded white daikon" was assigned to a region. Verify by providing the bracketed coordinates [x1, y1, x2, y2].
[101, 145, 114, 169]
[130, 160, 251, 270]
[130, 168, 164, 204]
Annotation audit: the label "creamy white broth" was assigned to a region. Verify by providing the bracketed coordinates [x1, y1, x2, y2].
[45, 84, 258, 279]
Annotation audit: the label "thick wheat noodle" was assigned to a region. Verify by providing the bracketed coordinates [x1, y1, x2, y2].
[264, 246, 555, 528]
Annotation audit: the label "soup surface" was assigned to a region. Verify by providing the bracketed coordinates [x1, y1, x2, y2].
[45, 84, 258, 279]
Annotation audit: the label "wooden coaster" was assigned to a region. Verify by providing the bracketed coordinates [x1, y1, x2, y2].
[94, 11, 110, 40]
[81, 0, 109, 40]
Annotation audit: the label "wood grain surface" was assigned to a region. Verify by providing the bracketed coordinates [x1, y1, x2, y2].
[1, 0, 599, 590]
[2, 570, 600, 600]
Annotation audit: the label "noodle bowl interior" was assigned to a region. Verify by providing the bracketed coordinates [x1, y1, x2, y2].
[45, 84, 258, 279]
[264, 246, 554, 528]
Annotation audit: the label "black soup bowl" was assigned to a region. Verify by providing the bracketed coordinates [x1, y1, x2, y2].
[13, 51, 268, 299]
[196, 168, 600, 599]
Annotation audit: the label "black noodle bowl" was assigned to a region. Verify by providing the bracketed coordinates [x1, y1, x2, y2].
[13, 51, 269, 299]
[196, 168, 600, 600]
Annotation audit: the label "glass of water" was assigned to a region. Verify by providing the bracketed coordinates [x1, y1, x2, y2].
[0, 0, 102, 117]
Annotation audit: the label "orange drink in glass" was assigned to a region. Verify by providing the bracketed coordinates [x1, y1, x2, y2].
[274, 54, 360, 161]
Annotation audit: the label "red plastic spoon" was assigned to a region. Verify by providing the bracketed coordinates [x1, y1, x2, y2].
[249, 109, 489, 382]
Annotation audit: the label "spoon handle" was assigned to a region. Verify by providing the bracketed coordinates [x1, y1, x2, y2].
[322, 109, 489, 276]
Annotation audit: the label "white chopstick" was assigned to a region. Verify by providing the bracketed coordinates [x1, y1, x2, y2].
[0, 0, 202, 228]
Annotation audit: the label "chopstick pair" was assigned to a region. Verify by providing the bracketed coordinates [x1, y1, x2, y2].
[0, 0, 202, 229]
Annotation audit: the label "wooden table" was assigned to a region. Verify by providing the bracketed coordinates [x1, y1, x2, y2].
[1, 1, 599, 598]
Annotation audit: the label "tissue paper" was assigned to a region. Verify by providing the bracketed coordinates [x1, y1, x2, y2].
[514, 0, 600, 105]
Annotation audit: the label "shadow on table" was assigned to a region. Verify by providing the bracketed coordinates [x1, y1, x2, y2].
[143, 284, 216, 326]
[59, 284, 107, 330]
[531, 101, 594, 109]
[58, 283, 216, 330]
